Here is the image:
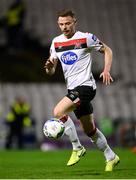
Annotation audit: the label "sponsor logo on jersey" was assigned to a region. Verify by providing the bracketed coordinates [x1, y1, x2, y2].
[61, 51, 78, 65]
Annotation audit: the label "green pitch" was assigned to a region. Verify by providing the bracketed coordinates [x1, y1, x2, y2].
[0, 148, 136, 179]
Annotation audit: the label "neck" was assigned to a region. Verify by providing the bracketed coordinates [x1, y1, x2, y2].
[65, 31, 76, 39]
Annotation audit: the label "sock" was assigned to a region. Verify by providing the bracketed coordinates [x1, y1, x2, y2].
[90, 128, 115, 161]
[63, 116, 82, 150]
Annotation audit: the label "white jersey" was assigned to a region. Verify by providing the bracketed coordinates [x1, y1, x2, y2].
[50, 31, 102, 90]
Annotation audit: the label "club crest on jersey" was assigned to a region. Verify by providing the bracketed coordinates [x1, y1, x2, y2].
[92, 34, 97, 41]
[61, 51, 78, 65]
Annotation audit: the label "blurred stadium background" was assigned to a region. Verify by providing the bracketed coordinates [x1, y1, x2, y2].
[0, 0, 136, 151]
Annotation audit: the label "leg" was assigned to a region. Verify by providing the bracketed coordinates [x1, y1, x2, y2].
[17, 131, 24, 149]
[64, 116, 86, 166]
[79, 114, 120, 171]
[80, 114, 114, 157]
[53, 96, 76, 118]
[53, 96, 86, 166]
[53, 96, 81, 150]
[5, 129, 13, 149]
[64, 116, 82, 150]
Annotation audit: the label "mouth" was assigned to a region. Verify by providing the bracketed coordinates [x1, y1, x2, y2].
[63, 30, 69, 34]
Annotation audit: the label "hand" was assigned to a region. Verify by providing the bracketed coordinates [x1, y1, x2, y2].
[44, 58, 56, 75]
[44, 58, 55, 70]
[100, 71, 113, 85]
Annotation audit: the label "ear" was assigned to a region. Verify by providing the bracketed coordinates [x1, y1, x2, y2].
[74, 18, 77, 24]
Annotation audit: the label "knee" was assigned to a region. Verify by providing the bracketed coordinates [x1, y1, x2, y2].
[53, 107, 63, 119]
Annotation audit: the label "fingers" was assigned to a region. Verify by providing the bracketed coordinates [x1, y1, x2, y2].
[47, 58, 55, 65]
[44, 58, 54, 69]
[100, 72, 113, 85]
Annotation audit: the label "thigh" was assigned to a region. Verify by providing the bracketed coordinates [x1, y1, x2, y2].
[54, 96, 76, 118]
[73, 86, 96, 119]
[74, 102, 93, 119]
[74, 86, 96, 102]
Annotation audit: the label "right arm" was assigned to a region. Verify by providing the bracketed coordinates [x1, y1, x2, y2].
[44, 39, 58, 75]
[44, 57, 58, 75]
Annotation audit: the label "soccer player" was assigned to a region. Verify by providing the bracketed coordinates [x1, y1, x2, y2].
[44, 9, 120, 171]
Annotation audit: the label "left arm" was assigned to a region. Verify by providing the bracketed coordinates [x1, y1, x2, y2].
[99, 43, 113, 85]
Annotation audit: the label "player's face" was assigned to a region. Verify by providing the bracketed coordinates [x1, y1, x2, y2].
[58, 16, 76, 38]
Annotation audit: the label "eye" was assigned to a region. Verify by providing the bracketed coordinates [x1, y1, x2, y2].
[66, 22, 71, 25]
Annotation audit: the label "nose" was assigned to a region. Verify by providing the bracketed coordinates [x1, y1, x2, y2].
[62, 24, 67, 30]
